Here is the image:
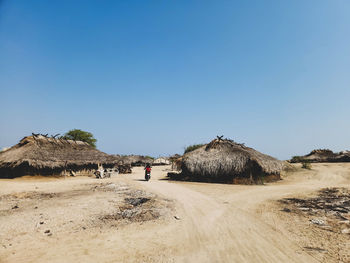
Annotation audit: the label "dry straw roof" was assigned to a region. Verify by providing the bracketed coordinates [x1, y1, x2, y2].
[182, 137, 284, 178]
[0, 135, 119, 170]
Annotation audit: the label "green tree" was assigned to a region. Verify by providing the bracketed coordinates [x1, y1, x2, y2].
[61, 129, 97, 148]
[184, 144, 205, 154]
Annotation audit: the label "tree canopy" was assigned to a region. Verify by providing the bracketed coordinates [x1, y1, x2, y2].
[61, 129, 97, 148]
[184, 144, 205, 154]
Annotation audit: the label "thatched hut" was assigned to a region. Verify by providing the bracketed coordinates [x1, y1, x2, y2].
[119, 155, 154, 167]
[169, 137, 284, 184]
[0, 135, 130, 178]
[290, 149, 350, 163]
[153, 157, 170, 166]
[169, 154, 182, 171]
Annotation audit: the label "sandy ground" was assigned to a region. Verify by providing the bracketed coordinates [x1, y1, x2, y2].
[0, 163, 350, 263]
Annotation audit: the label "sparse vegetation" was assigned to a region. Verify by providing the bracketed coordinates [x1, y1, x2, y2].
[290, 156, 303, 163]
[301, 161, 312, 169]
[61, 129, 97, 148]
[184, 144, 205, 154]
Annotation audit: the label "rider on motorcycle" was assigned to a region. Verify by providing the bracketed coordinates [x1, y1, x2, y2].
[145, 163, 151, 180]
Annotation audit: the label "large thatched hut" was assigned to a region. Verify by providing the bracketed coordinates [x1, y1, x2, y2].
[0, 135, 130, 178]
[170, 137, 284, 184]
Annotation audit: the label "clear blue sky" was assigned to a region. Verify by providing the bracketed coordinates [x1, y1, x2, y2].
[1, 1, 349, 160]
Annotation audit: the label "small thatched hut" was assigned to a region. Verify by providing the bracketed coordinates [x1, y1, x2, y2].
[170, 137, 284, 184]
[0, 135, 130, 178]
[119, 155, 154, 167]
[153, 157, 170, 166]
[169, 154, 182, 171]
[290, 149, 350, 163]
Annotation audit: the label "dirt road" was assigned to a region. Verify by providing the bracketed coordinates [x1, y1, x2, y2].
[1, 163, 350, 262]
[128, 164, 350, 263]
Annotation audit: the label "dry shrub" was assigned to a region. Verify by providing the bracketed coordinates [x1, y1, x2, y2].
[301, 161, 312, 169]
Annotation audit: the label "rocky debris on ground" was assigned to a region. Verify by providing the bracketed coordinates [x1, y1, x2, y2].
[280, 188, 350, 234]
[310, 218, 325, 225]
[91, 183, 130, 193]
[99, 188, 166, 223]
[125, 197, 150, 206]
[101, 202, 161, 222]
[0, 181, 172, 243]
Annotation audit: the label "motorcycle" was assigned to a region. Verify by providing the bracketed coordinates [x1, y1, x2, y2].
[145, 170, 151, 181]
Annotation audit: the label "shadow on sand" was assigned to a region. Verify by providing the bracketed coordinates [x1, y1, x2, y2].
[134, 178, 169, 182]
[134, 179, 148, 182]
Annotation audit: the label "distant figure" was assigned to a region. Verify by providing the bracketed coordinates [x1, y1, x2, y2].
[96, 167, 105, 179]
[144, 163, 151, 181]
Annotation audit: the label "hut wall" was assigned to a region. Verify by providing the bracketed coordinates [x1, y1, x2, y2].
[179, 160, 281, 184]
[0, 162, 99, 178]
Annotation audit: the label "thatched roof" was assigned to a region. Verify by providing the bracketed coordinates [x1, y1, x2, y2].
[117, 155, 154, 166]
[0, 135, 119, 171]
[180, 137, 284, 181]
[290, 149, 350, 163]
[169, 154, 181, 162]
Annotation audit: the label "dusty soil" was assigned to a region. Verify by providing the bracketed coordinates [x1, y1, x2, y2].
[274, 187, 350, 262]
[1, 163, 350, 262]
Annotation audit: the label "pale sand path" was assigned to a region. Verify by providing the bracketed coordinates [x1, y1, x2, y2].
[0, 163, 349, 262]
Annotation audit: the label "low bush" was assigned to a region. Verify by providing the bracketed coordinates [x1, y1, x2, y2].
[301, 161, 312, 169]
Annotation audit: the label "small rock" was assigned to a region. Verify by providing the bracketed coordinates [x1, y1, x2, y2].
[44, 230, 50, 234]
[298, 207, 310, 211]
[341, 228, 350, 234]
[39, 221, 44, 225]
[34, 206, 38, 209]
[282, 208, 291, 213]
[11, 205, 19, 209]
[310, 219, 325, 225]
[304, 246, 327, 252]
[174, 216, 180, 220]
